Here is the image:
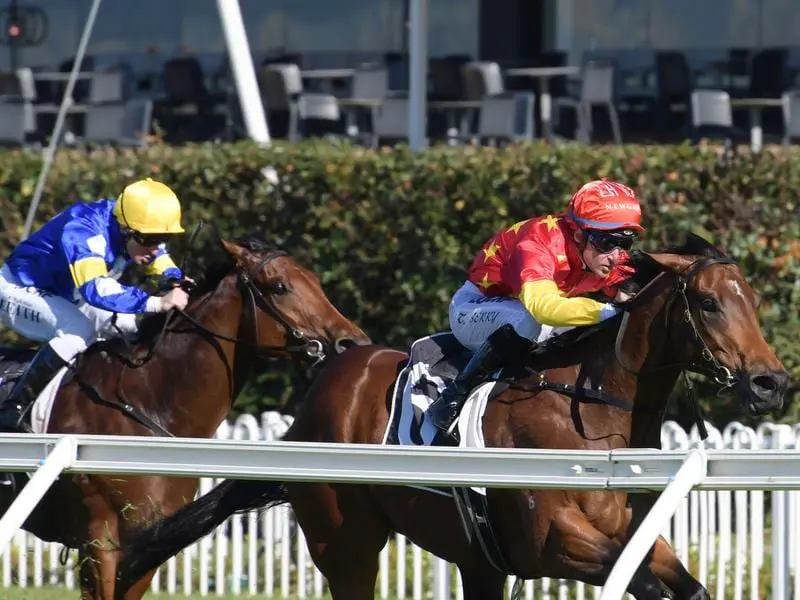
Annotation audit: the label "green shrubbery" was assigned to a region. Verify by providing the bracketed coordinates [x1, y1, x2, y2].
[1, 140, 798, 424]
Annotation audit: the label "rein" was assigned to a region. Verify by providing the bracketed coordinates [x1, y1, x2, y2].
[612, 255, 738, 438]
[502, 255, 739, 439]
[96, 224, 328, 436]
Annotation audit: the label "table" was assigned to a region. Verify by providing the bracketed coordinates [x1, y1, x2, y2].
[730, 97, 784, 152]
[504, 66, 580, 141]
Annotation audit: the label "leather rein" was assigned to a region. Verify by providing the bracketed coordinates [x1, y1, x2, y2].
[510, 255, 738, 439]
[94, 229, 328, 437]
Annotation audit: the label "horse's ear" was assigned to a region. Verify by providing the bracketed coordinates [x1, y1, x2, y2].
[221, 239, 248, 264]
[643, 252, 695, 274]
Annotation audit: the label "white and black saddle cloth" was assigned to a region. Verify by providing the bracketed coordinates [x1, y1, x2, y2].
[381, 331, 522, 576]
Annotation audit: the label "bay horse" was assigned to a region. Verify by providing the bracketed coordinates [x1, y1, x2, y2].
[115, 234, 789, 600]
[0, 236, 370, 600]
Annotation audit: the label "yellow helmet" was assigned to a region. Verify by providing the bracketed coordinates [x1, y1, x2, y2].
[113, 178, 185, 234]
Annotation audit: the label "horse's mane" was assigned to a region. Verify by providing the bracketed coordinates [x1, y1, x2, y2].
[533, 234, 730, 356]
[128, 236, 280, 347]
[627, 232, 728, 290]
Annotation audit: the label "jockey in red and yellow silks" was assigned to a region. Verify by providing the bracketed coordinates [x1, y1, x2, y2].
[427, 179, 644, 441]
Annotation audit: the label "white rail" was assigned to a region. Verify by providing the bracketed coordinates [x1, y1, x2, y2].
[0, 434, 799, 489]
[1, 427, 799, 599]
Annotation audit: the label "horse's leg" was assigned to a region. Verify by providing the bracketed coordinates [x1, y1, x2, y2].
[649, 536, 709, 600]
[545, 507, 664, 600]
[459, 568, 506, 600]
[289, 482, 390, 600]
[119, 569, 158, 600]
[78, 548, 99, 600]
[79, 511, 121, 600]
[626, 496, 709, 600]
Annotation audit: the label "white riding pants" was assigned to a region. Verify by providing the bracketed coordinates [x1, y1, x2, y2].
[449, 281, 574, 352]
[0, 264, 138, 361]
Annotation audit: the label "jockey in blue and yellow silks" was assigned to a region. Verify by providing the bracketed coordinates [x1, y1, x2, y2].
[0, 178, 190, 432]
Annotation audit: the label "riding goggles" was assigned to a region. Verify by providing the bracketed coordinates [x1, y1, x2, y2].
[585, 230, 638, 253]
[127, 230, 173, 248]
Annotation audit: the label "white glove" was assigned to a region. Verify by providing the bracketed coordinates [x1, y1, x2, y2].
[599, 302, 620, 321]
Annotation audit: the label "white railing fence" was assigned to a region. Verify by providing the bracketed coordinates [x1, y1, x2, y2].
[1, 413, 797, 600]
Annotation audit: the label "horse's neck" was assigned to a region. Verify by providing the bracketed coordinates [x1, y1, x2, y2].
[606, 290, 683, 448]
[153, 275, 248, 436]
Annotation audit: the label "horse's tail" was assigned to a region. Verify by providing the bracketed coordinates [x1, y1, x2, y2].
[116, 479, 288, 597]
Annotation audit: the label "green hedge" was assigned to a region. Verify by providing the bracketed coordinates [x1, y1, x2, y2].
[1, 140, 798, 426]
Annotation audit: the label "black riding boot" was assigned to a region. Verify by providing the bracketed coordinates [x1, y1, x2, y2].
[426, 336, 504, 442]
[0, 344, 68, 433]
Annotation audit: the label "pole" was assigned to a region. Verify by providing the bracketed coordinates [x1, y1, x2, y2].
[408, 0, 427, 151]
[0, 436, 77, 555]
[599, 450, 708, 600]
[21, 0, 103, 241]
[215, 0, 270, 145]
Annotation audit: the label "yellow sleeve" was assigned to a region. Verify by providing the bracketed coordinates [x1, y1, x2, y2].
[519, 280, 607, 327]
[143, 253, 178, 276]
[69, 256, 109, 287]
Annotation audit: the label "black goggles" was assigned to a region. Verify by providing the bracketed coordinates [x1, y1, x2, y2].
[128, 230, 173, 247]
[585, 230, 638, 253]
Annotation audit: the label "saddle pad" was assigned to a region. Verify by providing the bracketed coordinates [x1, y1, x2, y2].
[30, 365, 70, 434]
[0, 348, 68, 435]
[382, 332, 498, 496]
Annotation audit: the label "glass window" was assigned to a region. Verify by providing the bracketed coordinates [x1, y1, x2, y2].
[428, 0, 479, 58]
[649, 0, 759, 49]
[759, 0, 800, 47]
[569, 0, 649, 58]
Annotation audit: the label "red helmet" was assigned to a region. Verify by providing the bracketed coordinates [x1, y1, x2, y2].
[565, 179, 644, 233]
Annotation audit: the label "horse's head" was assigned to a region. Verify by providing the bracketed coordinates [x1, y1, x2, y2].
[221, 238, 371, 362]
[628, 234, 789, 416]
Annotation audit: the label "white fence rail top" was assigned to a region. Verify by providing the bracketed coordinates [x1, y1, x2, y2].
[1, 433, 800, 490]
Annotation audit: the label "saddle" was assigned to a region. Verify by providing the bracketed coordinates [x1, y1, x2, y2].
[0, 346, 38, 411]
[386, 318, 627, 581]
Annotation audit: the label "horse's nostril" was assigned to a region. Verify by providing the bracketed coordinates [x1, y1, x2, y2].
[334, 338, 359, 353]
[751, 375, 778, 393]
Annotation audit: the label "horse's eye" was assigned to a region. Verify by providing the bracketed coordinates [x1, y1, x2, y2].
[700, 296, 719, 312]
[267, 281, 287, 295]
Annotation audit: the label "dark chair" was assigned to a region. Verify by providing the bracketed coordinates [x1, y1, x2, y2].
[654, 51, 693, 140]
[158, 57, 227, 142]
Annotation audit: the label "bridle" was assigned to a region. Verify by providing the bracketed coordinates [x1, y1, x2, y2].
[173, 249, 327, 366]
[614, 255, 738, 386]
[102, 233, 329, 437]
[613, 255, 739, 437]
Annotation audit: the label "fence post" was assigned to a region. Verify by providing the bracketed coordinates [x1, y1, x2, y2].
[0, 436, 78, 555]
[599, 449, 708, 600]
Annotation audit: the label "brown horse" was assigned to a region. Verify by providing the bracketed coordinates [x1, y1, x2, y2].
[0, 236, 370, 600]
[115, 234, 789, 600]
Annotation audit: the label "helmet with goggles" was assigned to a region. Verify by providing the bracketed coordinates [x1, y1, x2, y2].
[564, 179, 644, 253]
[113, 178, 185, 246]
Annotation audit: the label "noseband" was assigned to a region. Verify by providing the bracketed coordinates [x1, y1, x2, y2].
[172, 251, 327, 366]
[615, 255, 738, 387]
[235, 250, 327, 364]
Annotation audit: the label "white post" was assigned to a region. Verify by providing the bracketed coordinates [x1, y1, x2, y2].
[408, 0, 428, 151]
[215, 0, 270, 145]
[21, 0, 103, 241]
[0, 436, 78, 554]
[599, 449, 709, 600]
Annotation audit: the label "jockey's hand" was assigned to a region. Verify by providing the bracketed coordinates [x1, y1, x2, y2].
[615, 288, 634, 303]
[161, 287, 190, 312]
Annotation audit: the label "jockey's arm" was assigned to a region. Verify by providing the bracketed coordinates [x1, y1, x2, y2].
[142, 245, 183, 279]
[519, 281, 617, 327]
[512, 239, 618, 328]
[61, 221, 162, 314]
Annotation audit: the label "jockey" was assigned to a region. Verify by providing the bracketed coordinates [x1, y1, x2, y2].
[427, 178, 644, 439]
[0, 178, 190, 432]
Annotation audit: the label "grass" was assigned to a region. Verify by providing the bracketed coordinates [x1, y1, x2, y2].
[2, 589, 337, 600]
